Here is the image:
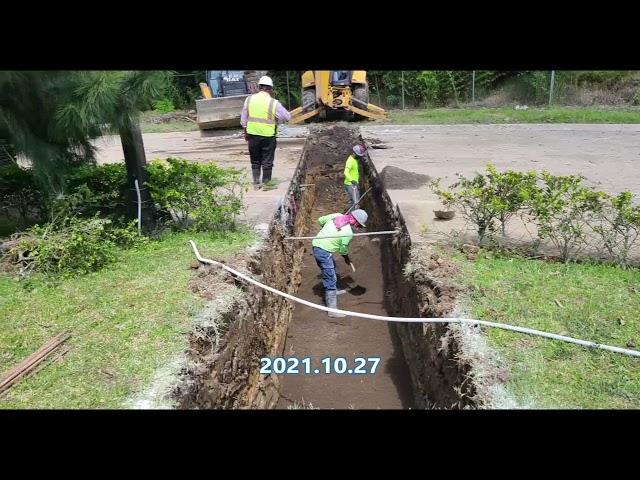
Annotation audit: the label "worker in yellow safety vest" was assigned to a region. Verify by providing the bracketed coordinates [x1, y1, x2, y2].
[344, 144, 366, 209]
[240, 76, 291, 190]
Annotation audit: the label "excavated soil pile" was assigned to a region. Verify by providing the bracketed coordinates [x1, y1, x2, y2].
[380, 165, 431, 190]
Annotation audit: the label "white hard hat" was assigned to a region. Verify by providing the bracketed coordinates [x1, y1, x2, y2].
[258, 76, 274, 87]
[353, 144, 366, 156]
[351, 209, 368, 227]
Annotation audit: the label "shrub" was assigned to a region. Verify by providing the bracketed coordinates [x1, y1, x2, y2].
[146, 158, 246, 232]
[431, 166, 537, 244]
[485, 165, 537, 236]
[152, 98, 175, 114]
[9, 215, 146, 277]
[431, 171, 500, 245]
[0, 163, 47, 226]
[63, 163, 128, 218]
[590, 191, 640, 267]
[528, 172, 606, 262]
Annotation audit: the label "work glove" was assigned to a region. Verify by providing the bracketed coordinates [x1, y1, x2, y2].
[342, 255, 356, 272]
[243, 130, 249, 142]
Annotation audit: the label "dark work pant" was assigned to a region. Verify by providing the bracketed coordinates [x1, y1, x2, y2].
[247, 134, 276, 183]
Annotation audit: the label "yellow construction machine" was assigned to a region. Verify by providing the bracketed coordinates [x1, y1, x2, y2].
[196, 70, 266, 130]
[289, 71, 387, 124]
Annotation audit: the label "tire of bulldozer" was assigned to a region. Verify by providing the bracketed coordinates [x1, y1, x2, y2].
[302, 88, 317, 123]
[352, 84, 370, 121]
[353, 84, 369, 106]
[302, 88, 316, 111]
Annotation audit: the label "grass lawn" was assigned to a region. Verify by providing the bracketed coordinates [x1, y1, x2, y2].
[387, 107, 640, 125]
[140, 111, 199, 134]
[0, 230, 254, 408]
[456, 250, 640, 408]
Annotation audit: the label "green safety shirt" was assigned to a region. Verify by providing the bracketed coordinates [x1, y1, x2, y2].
[344, 154, 359, 186]
[311, 213, 353, 255]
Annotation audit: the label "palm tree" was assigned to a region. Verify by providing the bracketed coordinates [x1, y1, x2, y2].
[0, 70, 167, 230]
[57, 71, 168, 229]
[0, 71, 100, 188]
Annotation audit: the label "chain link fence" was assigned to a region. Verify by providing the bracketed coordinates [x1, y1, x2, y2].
[364, 71, 640, 110]
[271, 71, 640, 111]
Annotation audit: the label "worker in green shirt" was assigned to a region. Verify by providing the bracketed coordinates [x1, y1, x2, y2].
[344, 144, 366, 209]
[311, 208, 368, 317]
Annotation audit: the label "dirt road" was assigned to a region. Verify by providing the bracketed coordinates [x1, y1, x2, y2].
[94, 128, 305, 226]
[94, 123, 640, 236]
[362, 124, 640, 240]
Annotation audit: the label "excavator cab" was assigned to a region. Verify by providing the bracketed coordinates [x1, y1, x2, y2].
[331, 70, 352, 86]
[289, 70, 387, 124]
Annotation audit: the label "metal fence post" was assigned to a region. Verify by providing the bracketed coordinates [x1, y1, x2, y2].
[549, 70, 555, 107]
[401, 71, 405, 110]
[472, 70, 476, 103]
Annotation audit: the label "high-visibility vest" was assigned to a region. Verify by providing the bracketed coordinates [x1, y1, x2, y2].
[246, 91, 277, 137]
[344, 154, 359, 185]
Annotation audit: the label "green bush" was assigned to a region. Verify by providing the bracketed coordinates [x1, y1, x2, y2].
[1, 163, 130, 231]
[529, 172, 606, 262]
[63, 163, 128, 218]
[0, 163, 47, 227]
[2, 158, 247, 234]
[431, 166, 537, 244]
[513, 71, 555, 104]
[11, 215, 146, 277]
[431, 167, 637, 265]
[164, 71, 205, 110]
[146, 157, 247, 232]
[590, 191, 640, 267]
[485, 165, 537, 235]
[153, 98, 175, 114]
[568, 71, 632, 88]
[431, 170, 500, 245]
[385, 94, 401, 108]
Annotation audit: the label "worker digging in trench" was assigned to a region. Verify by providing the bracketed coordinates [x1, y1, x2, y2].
[344, 144, 366, 209]
[311, 208, 368, 318]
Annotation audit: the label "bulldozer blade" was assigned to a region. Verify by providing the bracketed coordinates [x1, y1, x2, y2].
[346, 103, 388, 121]
[290, 107, 321, 124]
[196, 95, 248, 130]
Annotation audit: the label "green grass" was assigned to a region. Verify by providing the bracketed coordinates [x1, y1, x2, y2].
[387, 107, 640, 125]
[139, 111, 199, 134]
[456, 250, 640, 408]
[0, 229, 255, 408]
[261, 178, 280, 191]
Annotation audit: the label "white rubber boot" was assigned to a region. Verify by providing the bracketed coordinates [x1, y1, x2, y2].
[326, 290, 346, 318]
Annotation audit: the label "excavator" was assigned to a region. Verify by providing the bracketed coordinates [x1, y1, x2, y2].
[289, 71, 387, 124]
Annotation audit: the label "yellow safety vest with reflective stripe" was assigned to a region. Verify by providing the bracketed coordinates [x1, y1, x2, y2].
[246, 91, 277, 137]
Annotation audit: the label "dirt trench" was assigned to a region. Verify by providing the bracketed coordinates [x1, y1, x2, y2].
[175, 125, 478, 409]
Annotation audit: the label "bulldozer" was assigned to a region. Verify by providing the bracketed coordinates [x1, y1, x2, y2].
[196, 70, 267, 130]
[289, 71, 387, 124]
